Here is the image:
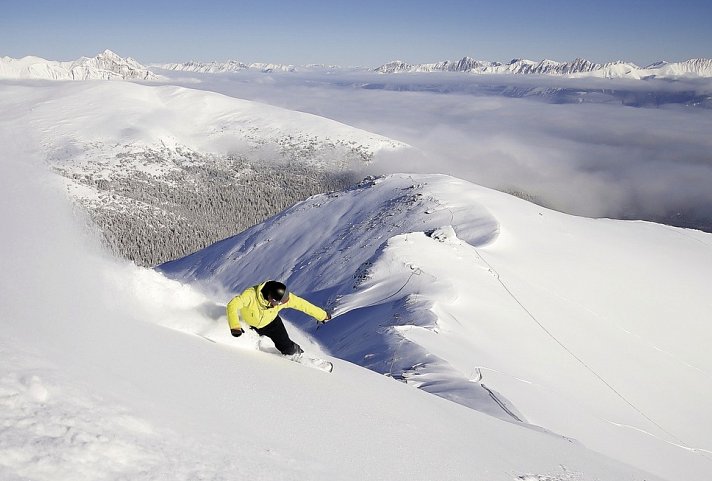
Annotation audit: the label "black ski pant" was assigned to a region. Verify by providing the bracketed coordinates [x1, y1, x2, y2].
[252, 316, 301, 356]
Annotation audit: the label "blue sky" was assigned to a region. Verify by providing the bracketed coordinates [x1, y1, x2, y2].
[1, 0, 710, 66]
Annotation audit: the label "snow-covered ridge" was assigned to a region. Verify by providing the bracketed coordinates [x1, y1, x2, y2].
[0, 49, 162, 80]
[375, 56, 712, 79]
[159, 173, 712, 481]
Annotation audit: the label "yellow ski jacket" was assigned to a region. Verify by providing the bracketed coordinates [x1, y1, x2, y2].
[226, 281, 328, 330]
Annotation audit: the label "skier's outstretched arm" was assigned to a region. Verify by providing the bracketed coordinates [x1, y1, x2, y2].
[289, 294, 330, 323]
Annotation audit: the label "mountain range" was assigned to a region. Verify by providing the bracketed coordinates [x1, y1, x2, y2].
[158, 59, 299, 73]
[161, 55, 712, 79]
[2, 50, 712, 80]
[374, 56, 712, 79]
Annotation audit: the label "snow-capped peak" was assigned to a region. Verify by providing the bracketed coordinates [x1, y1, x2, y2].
[67, 49, 161, 80]
[0, 50, 162, 81]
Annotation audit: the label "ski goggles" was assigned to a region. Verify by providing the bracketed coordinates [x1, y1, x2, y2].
[269, 288, 290, 306]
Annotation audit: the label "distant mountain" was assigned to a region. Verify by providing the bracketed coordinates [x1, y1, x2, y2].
[159, 60, 298, 73]
[158, 59, 250, 73]
[4, 51, 711, 80]
[375, 56, 712, 79]
[156, 60, 374, 74]
[646, 58, 712, 78]
[154, 56, 712, 79]
[0, 49, 161, 80]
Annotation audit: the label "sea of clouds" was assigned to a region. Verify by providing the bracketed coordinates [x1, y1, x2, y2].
[155, 69, 712, 231]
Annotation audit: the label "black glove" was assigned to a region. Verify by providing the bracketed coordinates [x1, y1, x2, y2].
[231, 328, 244, 338]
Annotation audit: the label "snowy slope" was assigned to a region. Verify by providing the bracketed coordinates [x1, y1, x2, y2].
[6, 80, 405, 170]
[6, 80, 403, 157]
[0, 79, 407, 265]
[0, 148, 664, 481]
[0, 50, 161, 80]
[160, 174, 712, 481]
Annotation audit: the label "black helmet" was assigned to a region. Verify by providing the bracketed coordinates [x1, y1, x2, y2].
[262, 281, 290, 305]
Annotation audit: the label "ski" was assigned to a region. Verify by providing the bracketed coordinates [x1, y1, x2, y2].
[192, 332, 333, 372]
[293, 355, 334, 373]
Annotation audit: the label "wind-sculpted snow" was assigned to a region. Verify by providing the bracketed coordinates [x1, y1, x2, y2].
[160, 173, 712, 481]
[159, 176, 510, 416]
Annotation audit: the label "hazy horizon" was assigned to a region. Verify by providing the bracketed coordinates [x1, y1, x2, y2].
[2, 0, 710, 67]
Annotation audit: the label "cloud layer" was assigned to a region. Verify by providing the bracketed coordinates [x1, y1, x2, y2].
[185, 71, 712, 230]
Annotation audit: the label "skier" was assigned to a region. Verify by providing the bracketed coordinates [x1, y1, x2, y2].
[226, 280, 331, 359]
